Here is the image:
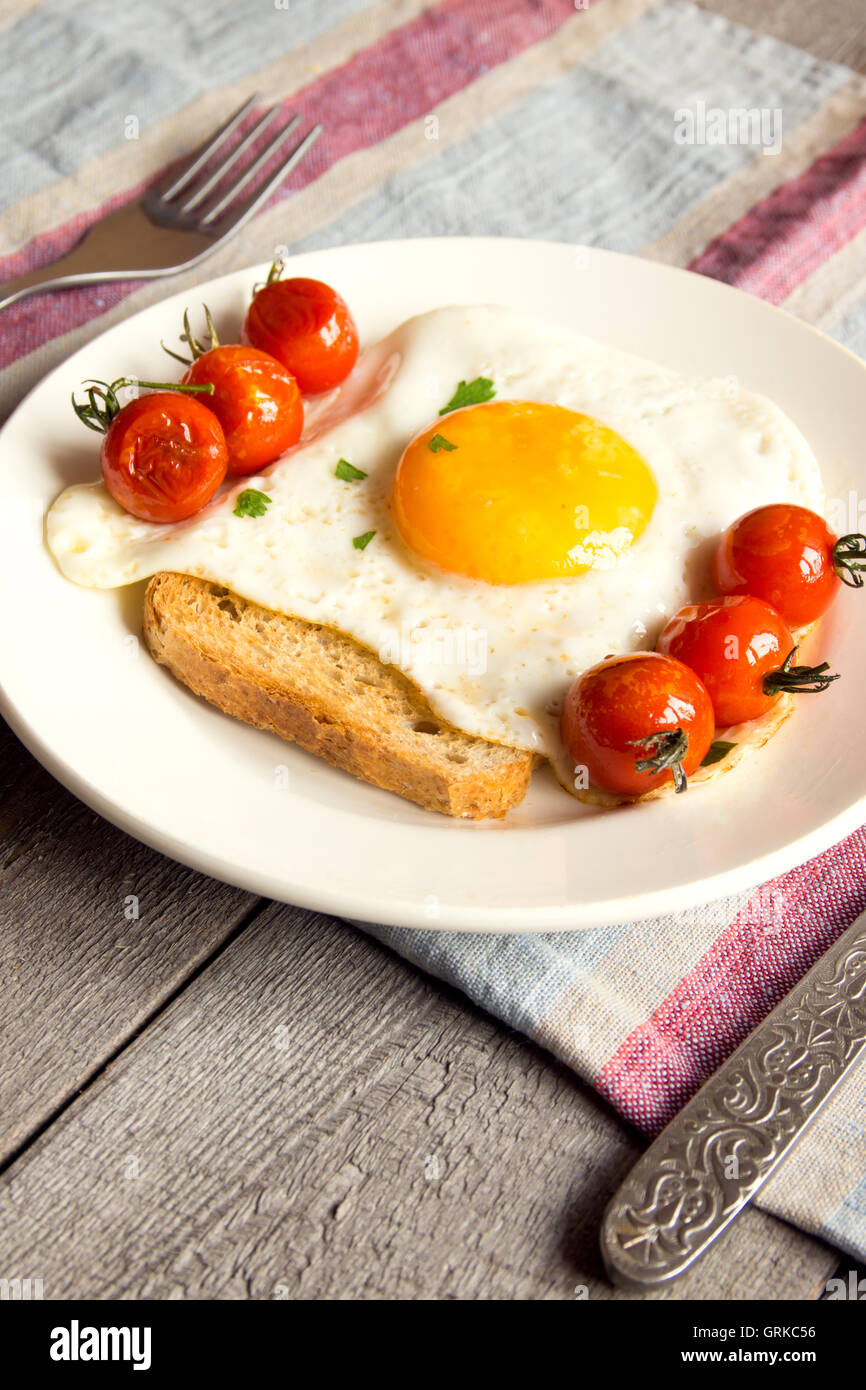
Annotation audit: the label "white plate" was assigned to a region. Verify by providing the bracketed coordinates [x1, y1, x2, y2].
[1, 238, 864, 931]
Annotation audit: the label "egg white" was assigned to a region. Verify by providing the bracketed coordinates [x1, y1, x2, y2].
[47, 305, 825, 758]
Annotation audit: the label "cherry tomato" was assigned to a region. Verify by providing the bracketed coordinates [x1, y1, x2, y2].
[713, 503, 866, 627]
[657, 594, 838, 727]
[245, 275, 359, 394]
[560, 651, 714, 797]
[183, 345, 303, 476]
[101, 392, 228, 523]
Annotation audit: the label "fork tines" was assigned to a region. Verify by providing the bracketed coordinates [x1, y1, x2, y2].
[150, 95, 322, 235]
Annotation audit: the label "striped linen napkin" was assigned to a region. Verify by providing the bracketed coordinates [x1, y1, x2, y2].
[3, 0, 865, 1262]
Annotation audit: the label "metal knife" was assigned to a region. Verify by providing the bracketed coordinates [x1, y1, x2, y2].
[600, 908, 866, 1288]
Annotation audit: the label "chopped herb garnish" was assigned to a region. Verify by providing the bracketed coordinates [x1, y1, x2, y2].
[701, 740, 737, 768]
[428, 432, 457, 453]
[335, 458, 367, 481]
[439, 376, 495, 415]
[352, 530, 376, 551]
[233, 488, 272, 519]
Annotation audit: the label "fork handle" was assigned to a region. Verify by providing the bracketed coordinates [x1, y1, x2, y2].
[0, 262, 157, 313]
[2, 268, 85, 312]
[600, 908, 866, 1287]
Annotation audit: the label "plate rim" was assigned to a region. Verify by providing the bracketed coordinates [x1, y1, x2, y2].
[2, 685, 864, 933]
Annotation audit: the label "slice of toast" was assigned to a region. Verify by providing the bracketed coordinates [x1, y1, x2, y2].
[142, 572, 534, 819]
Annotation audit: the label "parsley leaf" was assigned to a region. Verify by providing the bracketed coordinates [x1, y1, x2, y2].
[439, 377, 495, 415]
[233, 488, 272, 519]
[352, 530, 376, 551]
[701, 740, 736, 768]
[335, 458, 367, 481]
[428, 433, 457, 453]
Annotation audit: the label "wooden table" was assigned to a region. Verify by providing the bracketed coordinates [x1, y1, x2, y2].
[1, 0, 863, 1301]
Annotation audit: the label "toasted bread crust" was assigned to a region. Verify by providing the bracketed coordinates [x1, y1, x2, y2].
[142, 573, 533, 819]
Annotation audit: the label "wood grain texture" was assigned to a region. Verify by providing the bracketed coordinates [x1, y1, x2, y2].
[0, 904, 838, 1300]
[698, 0, 866, 75]
[0, 717, 256, 1162]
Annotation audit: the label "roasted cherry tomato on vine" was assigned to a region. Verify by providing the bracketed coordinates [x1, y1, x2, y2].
[165, 306, 303, 476]
[560, 651, 715, 798]
[72, 377, 228, 523]
[245, 267, 359, 394]
[713, 503, 866, 627]
[657, 594, 839, 727]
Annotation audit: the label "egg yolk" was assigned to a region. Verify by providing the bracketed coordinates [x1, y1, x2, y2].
[392, 400, 657, 584]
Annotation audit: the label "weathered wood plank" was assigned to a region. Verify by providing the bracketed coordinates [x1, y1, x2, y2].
[0, 717, 258, 1161]
[0, 904, 837, 1300]
[698, 0, 866, 75]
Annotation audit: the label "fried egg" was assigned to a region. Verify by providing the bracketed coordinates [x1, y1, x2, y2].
[47, 304, 824, 767]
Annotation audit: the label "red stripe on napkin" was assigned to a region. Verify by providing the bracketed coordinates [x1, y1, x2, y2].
[690, 116, 866, 303]
[596, 826, 866, 1134]
[0, 0, 582, 371]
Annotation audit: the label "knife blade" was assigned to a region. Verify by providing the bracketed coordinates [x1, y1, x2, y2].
[600, 908, 866, 1288]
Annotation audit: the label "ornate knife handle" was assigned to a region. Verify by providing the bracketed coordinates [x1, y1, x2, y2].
[601, 911, 866, 1288]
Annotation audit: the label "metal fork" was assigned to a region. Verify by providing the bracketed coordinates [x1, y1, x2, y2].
[0, 96, 322, 313]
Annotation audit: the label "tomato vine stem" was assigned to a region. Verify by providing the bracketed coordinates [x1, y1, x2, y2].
[833, 533, 866, 588]
[627, 728, 690, 794]
[71, 377, 214, 433]
[763, 647, 840, 696]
